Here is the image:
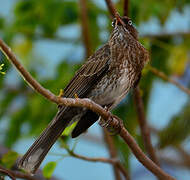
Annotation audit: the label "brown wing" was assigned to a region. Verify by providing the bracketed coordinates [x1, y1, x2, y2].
[63, 44, 110, 98]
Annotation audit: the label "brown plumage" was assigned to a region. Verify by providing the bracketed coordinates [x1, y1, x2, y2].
[18, 16, 149, 174]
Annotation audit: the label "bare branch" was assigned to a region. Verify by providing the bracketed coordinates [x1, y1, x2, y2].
[79, 0, 92, 57]
[141, 31, 190, 39]
[0, 37, 175, 179]
[123, 0, 129, 16]
[103, 129, 129, 180]
[149, 66, 190, 95]
[66, 148, 128, 179]
[119, 125, 175, 179]
[133, 86, 160, 166]
[0, 166, 16, 180]
[104, 0, 117, 17]
[0, 145, 58, 180]
[0, 165, 39, 180]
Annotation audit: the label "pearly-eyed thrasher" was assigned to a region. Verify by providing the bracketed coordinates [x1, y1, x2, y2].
[18, 16, 149, 174]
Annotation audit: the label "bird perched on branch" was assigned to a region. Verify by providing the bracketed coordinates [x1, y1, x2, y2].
[18, 15, 149, 174]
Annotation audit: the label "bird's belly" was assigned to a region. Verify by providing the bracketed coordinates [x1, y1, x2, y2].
[90, 72, 134, 106]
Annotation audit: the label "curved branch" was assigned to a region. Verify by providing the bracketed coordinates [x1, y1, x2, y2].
[0, 165, 37, 180]
[79, 0, 92, 57]
[0, 166, 16, 180]
[134, 86, 160, 165]
[149, 66, 190, 95]
[104, 0, 117, 17]
[67, 149, 129, 179]
[123, 0, 129, 16]
[103, 129, 127, 180]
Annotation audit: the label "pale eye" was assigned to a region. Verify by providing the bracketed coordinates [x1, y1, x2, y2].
[112, 18, 116, 27]
[128, 20, 132, 26]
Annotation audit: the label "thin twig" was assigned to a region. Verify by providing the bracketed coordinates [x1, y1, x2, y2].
[133, 86, 160, 166]
[103, 130, 121, 180]
[175, 145, 190, 167]
[141, 31, 190, 39]
[79, 0, 92, 57]
[67, 149, 128, 179]
[0, 145, 58, 180]
[0, 37, 175, 179]
[0, 166, 15, 180]
[123, 0, 129, 16]
[119, 126, 175, 180]
[32, 31, 190, 43]
[160, 156, 190, 169]
[149, 66, 190, 95]
[104, 0, 117, 17]
[0, 165, 37, 180]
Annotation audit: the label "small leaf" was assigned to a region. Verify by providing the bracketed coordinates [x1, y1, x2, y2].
[62, 121, 77, 136]
[1, 151, 19, 168]
[0, 64, 6, 75]
[42, 161, 57, 179]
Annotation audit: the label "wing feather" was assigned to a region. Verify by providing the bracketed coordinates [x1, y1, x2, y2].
[63, 44, 110, 98]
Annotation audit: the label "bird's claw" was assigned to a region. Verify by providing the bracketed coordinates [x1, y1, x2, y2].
[98, 107, 123, 135]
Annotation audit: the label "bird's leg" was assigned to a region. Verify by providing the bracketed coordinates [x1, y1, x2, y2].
[98, 106, 110, 127]
[98, 107, 123, 135]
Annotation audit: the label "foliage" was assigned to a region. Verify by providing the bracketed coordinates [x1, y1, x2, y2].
[0, 0, 190, 179]
[42, 161, 57, 179]
[1, 151, 19, 169]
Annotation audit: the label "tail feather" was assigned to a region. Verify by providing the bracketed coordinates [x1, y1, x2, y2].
[72, 110, 99, 138]
[18, 112, 70, 174]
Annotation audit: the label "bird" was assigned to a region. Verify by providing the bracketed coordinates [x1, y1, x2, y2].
[18, 15, 149, 174]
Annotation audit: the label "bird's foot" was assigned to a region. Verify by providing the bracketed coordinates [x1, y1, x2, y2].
[98, 107, 123, 135]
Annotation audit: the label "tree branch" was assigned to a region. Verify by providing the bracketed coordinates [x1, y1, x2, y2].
[0, 166, 16, 180]
[141, 31, 190, 39]
[0, 145, 58, 180]
[103, 129, 128, 180]
[104, 0, 117, 17]
[149, 66, 190, 95]
[133, 86, 160, 165]
[0, 36, 175, 180]
[66, 148, 129, 179]
[79, 0, 92, 58]
[0, 165, 38, 180]
[123, 0, 129, 16]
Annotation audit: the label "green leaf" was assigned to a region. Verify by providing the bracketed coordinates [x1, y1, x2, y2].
[42, 161, 57, 179]
[62, 121, 77, 136]
[0, 64, 5, 75]
[1, 151, 19, 168]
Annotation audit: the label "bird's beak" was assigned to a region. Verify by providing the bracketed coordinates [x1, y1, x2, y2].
[115, 13, 125, 27]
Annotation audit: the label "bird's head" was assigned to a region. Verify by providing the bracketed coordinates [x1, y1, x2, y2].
[112, 15, 138, 40]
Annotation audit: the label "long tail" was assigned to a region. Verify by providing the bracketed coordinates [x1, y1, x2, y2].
[18, 110, 70, 174]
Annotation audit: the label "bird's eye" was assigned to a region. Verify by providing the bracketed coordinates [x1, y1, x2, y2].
[112, 18, 116, 27]
[128, 20, 132, 26]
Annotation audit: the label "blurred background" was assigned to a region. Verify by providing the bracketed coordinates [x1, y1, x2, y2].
[0, 0, 190, 179]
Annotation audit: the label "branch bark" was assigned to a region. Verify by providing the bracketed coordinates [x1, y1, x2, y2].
[149, 66, 190, 95]
[133, 86, 160, 166]
[104, 0, 117, 17]
[0, 145, 58, 180]
[0, 38, 175, 180]
[79, 0, 92, 58]
[0, 166, 16, 180]
[123, 0, 129, 16]
[66, 148, 129, 179]
[103, 130, 121, 180]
